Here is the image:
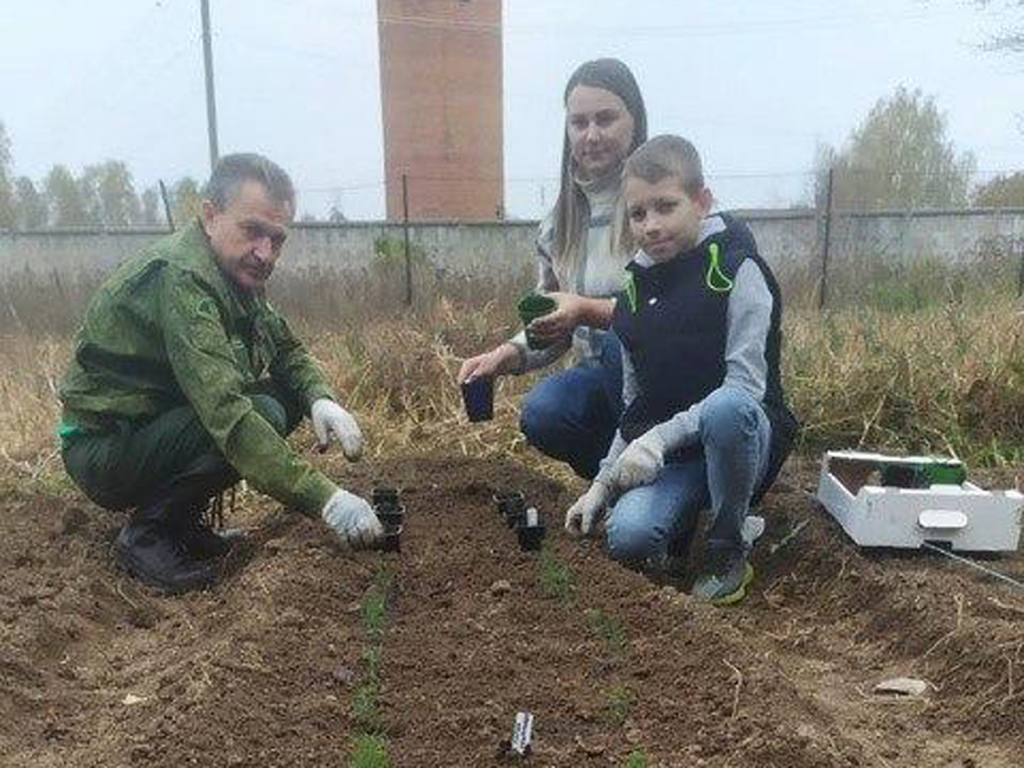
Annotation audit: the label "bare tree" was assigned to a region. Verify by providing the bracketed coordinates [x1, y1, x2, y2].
[96, 161, 142, 227]
[44, 165, 88, 227]
[974, 171, 1024, 206]
[14, 177, 47, 229]
[140, 186, 163, 227]
[973, 0, 1024, 53]
[0, 121, 14, 229]
[171, 177, 203, 225]
[813, 87, 975, 210]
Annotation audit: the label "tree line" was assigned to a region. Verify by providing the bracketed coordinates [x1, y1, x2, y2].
[0, 121, 203, 231]
[811, 86, 1023, 212]
[2, 84, 1022, 232]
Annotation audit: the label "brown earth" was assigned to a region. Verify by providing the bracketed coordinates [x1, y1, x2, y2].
[1, 453, 1023, 767]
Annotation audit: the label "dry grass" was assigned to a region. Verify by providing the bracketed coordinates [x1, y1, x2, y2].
[1, 254, 1022, 485]
[786, 301, 1024, 464]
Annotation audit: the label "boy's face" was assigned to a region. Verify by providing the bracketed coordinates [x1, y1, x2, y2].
[624, 175, 712, 263]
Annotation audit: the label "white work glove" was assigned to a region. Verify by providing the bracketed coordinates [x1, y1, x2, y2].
[311, 398, 363, 461]
[320, 489, 383, 548]
[564, 481, 611, 538]
[611, 429, 666, 490]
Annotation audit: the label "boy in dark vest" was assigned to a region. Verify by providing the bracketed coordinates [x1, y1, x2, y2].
[565, 135, 798, 605]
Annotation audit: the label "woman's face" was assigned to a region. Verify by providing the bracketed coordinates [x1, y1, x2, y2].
[565, 85, 635, 181]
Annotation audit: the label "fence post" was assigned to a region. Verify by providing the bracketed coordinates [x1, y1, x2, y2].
[402, 173, 413, 307]
[1017, 237, 1024, 298]
[158, 179, 175, 232]
[818, 167, 834, 311]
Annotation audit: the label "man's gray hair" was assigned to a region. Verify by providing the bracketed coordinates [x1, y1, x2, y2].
[205, 153, 295, 212]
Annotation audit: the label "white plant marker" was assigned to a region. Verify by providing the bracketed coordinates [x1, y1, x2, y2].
[511, 711, 533, 756]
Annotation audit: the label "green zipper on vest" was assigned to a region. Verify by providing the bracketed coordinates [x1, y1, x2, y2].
[705, 242, 734, 293]
[624, 271, 638, 313]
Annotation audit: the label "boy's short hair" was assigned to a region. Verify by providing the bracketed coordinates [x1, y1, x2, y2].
[623, 135, 704, 196]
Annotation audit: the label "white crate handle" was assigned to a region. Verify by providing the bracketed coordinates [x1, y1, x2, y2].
[918, 509, 968, 530]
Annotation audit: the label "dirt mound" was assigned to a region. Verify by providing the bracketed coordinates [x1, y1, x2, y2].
[1, 455, 1022, 766]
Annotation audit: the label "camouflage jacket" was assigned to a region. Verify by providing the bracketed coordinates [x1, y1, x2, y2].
[59, 221, 338, 515]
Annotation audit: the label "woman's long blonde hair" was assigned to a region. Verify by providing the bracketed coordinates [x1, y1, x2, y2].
[551, 58, 648, 284]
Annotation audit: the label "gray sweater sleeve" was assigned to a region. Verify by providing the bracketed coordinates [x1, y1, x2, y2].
[648, 259, 773, 452]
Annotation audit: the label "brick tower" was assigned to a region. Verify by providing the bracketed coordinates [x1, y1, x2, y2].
[377, 0, 504, 221]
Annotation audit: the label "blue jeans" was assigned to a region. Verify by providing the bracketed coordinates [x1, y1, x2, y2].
[605, 387, 772, 567]
[519, 331, 623, 479]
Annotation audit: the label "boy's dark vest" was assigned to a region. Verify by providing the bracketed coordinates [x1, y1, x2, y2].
[612, 213, 798, 498]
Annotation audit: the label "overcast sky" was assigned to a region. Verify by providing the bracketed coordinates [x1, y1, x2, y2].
[1, 0, 1021, 220]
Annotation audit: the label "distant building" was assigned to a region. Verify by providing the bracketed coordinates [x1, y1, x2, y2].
[377, 0, 504, 221]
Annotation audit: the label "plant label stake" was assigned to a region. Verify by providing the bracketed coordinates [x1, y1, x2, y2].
[516, 507, 546, 551]
[510, 711, 533, 756]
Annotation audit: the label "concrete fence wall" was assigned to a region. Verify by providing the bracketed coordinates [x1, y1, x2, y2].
[2, 208, 1023, 281]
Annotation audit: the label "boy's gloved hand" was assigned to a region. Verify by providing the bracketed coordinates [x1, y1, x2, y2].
[311, 398, 363, 461]
[611, 429, 665, 490]
[564, 481, 610, 538]
[320, 489, 383, 548]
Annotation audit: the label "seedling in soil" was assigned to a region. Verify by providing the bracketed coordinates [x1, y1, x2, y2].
[353, 567, 392, 740]
[352, 647, 383, 733]
[586, 608, 627, 656]
[606, 683, 634, 726]
[624, 749, 649, 768]
[361, 568, 392, 641]
[538, 545, 575, 603]
[516, 507, 546, 551]
[362, 646, 380, 681]
[352, 678, 382, 733]
[350, 734, 391, 768]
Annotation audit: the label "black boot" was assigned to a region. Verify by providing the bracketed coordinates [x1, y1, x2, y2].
[176, 507, 236, 560]
[112, 501, 216, 594]
[161, 455, 240, 560]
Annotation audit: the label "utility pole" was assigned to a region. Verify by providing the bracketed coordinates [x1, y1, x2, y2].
[201, 0, 220, 173]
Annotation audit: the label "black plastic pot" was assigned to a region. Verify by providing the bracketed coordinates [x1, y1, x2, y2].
[379, 521, 403, 553]
[372, 487, 401, 507]
[461, 376, 494, 422]
[375, 503, 405, 528]
[492, 490, 526, 528]
[516, 507, 546, 551]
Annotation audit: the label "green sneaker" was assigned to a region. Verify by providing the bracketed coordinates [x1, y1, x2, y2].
[692, 553, 754, 606]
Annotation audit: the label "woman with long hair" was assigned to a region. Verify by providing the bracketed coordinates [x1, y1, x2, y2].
[457, 58, 647, 478]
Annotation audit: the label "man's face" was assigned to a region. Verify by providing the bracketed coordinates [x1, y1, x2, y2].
[202, 180, 292, 292]
[624, 175, 712, 263]
[566, 85, 635, 181]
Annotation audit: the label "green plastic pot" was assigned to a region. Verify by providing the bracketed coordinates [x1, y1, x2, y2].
[517, 293, 557, 350]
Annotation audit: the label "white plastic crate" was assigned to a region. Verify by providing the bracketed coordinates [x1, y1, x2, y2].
[816, 451, 1023, 552]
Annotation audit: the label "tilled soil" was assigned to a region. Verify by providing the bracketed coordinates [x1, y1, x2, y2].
[1, 454, 1022, 767]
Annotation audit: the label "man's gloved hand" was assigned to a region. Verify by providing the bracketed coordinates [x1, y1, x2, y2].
[311, 398, 363, 461]
[611, 429, 666, 490]
[564, 481, 610, 538]
[320, 489, 383, 548]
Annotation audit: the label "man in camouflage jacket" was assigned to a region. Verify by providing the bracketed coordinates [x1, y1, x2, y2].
[59, 153, 381, 593]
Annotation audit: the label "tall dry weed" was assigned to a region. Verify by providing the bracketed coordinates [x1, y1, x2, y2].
[1, 258, 1022, 476]
[786, 300, 1024, 464]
